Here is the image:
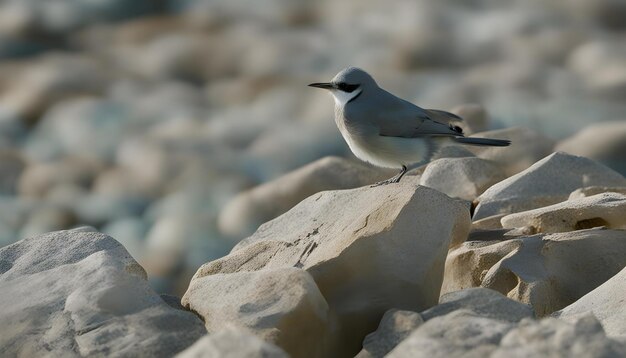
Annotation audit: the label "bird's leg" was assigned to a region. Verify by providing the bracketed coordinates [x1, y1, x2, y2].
[371, 165, 408, 187]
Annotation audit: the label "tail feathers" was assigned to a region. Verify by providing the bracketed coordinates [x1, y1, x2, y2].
[454, 137, 511, 147]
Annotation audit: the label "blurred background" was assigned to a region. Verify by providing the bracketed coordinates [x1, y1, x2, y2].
[0, 0, 625, 295]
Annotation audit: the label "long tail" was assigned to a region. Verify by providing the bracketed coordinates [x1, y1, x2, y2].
[454, 137, 511, 146]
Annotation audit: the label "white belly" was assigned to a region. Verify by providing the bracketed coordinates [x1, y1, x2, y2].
[342, 130, 431, 169]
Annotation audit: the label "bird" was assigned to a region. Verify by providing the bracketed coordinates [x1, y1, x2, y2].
[308, 67, 511, 186]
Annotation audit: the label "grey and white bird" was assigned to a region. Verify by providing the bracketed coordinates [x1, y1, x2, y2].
[309, 67, 510, 186]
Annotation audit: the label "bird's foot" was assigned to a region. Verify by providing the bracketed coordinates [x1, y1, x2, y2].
[370, 177, 400, 187]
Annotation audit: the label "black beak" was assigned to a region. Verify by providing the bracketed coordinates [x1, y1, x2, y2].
[308, 82, 334, 89]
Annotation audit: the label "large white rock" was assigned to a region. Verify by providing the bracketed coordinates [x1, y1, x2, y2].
[501, 192, 626, 233]
[182, 267, 331, 358]
[556, 121, 626, 176]
[0, 228, 206, 357]
[555, 266, 626, 338]
[175, 326, 289, 358]
[464, 127, 555, 176]
[420, 157, 506, 201]
[473, 152, 626, 220]
[356, 309, 424, 358]
[442, 228, 626, 316]
[217, 156, 392, 238]
[185, 180, 471, 356]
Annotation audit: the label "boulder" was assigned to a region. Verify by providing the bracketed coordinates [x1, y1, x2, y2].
[501, 192, 626, 233]
[185, 180, 471, 356]
[555, 266, 626, 337]
[556, 121, 626, 176]
[175, 326, 289, 358]
[356, 309, 424, 358]
[473, 152, 626, 220]
[0, 228, 206, 357]
[465, 127, 555, 176]
[442, 228, 626, 316]
[420, 157, 506, 201]
[182, 268, 331, 358]
[217, 156, 392, 238]
[424, 288, 533, 323]
[569, 186, 626, 199]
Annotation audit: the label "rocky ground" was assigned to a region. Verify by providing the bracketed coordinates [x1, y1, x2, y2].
[1, 0, 626, 357]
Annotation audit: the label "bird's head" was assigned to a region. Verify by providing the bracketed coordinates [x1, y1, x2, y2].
[308, 67, 376, 106]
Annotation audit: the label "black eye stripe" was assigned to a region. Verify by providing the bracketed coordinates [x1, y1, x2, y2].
[336, 82, 360, 93]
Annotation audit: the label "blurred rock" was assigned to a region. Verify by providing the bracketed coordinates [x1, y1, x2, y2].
[556, 121, 626, 176]
[432, 145, 475, 159]
[176, 326, 289, 358]
[0, 228, 206, 357]
[18, 157, 103, 198]
[501, 192, 626, 233]
[568, 39, 626, 98]
[451, 103, 489, 134]
[183, 268, 331, 358]
[425, 288, 533, 323]
[420, 157, 506, 201]
[555, 266, 626, 337]
[473, 152, 626, 220]
[102, 217, 148, 261]
[569, 186, 626, 199]
[442, 228, 626, 316]
[186, 181, 470, 356]
[466, 127, 555, 176]
[356, 309, 424, 358]
[218, 156, 392, 238]
[19, 204, 76, 239]
[0, 149, 26, 195]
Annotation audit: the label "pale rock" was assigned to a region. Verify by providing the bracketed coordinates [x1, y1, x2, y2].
[569, 186, 626, 200]
[356, 309, 424, 358]
[425, 288, 533, 323]
[176, 326, 289, 358]
[492, 315, 626, 358]
[465, 127, 555, 176]
[0, 228, 206, 357]
[451, 103, 489, 134]
[442, 228, 626, 316]
[432, 145, 475, 159]
[471, 214, 506, 230]
[556, 121, 626, 176]
[218, 156, 393, 238]
[0, 149, 25, 195]
[556, 266, 626, 337]
[420, 157, 506, 201]
[473, 152, 626, 220]
[183, 267, 329, 358]
[501, 192, 626, 233]
[18, 157, 103, 198]
[19, 204, 76, 239]
[186, 181, 470, 356]
[387, 310, 515, 358]
[568, 40, 626, 98]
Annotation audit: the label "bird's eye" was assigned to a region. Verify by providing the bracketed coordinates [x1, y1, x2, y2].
[337, 83, 359, 93]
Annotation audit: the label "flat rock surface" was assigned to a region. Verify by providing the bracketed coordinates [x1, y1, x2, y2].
[0, 228, 206, 357]
[185, 179, 471, 356]
[474, 152, 626, 220]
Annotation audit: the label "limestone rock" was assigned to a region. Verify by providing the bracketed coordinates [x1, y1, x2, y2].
[465, 127, 555, 176]
[569, 186, 626, 200]
[425, 288, 533, 323]
[556, 266, 626, 337]
[420, 157, 506, 201]
[492, 315, 626, 358]
[356, 309, 424, 358]
[442, 228, 626, 316]
[175, 326, 289, 358]
[217, 156, 392, 238]
[186, 180, 471, 356]
[501, 192, 626, 233]
[473, 152, 626, 220]
[0, 228, 206, 357]
[556, 121, 626, 176]
[182, 267, 331, 358]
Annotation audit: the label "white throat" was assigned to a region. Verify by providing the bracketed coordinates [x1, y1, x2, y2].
[331, 88, 362, 107]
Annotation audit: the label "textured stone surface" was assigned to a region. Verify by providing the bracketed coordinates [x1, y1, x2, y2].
[356, 309, 424, 358]
[556, 266, 626, 338]
[501, 192, 626, 233]
[420, 157, 506, 201]
[182, 267, 331, 358]
[474, 152, 626, 220]
[175, 326, 289, 358]
[442, 228, 626, 316]
[186, 179, 470, 356]
[0, 228, 206, 357]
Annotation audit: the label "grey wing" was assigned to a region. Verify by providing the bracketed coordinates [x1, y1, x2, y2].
[378, 105, 464, 138]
